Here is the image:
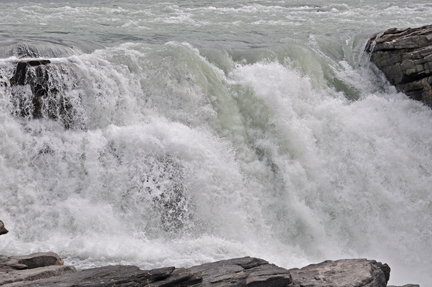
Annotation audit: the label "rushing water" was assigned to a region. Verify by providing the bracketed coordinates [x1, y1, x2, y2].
[1, 0, 432, 285]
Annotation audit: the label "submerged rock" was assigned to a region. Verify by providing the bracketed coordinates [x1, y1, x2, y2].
[8, 59, 82, 129]
[366, 24, 432, 108]
[0, 221, 7, 236]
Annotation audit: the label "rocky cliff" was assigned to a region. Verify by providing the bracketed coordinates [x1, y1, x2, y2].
[366, 24, 432, 108]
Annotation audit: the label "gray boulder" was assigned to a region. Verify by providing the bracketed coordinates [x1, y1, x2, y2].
[366, 24, 432, 108]
[289, 258, 390, 287]
[0, 252, 76, 286]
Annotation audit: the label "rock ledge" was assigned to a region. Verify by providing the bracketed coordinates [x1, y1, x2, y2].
[0, 252, 404, 287]
[366, 24, 432, 108]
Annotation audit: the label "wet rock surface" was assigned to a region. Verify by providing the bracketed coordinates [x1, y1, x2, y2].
[8, 59, 82, 129]
[0, 223, 417, 287]
[366, 24, 432, 108]
[0, 254, 403, 287]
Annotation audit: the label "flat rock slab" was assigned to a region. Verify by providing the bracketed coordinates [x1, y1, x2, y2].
[366, 24, 432, 108]
[289, 259, 390, 287]
[188, 256, 292, 287]
[1, 265, 200, 287]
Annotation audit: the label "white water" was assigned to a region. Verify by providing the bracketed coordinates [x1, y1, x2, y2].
[0, 1, 432, 286]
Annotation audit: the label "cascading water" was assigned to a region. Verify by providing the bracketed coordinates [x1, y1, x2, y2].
[0, 1, 432, 286]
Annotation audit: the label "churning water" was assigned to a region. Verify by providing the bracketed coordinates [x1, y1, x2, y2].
[1, 0, 432, 285]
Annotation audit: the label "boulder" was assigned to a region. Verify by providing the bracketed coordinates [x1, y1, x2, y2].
[366, 24, 432, 108]
[0, 221, 7, 236]
[289, 258, 390, 287]
[0, 253, 76, 286]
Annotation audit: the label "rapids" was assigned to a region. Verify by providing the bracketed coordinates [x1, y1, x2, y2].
[0, 1, 432, 285]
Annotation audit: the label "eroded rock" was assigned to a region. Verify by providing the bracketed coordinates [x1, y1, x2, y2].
[1, 253, 416, 287]
[289, 258, 390, 287]
[366, 24, 432, 108]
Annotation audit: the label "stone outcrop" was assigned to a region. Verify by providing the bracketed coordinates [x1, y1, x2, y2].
[289, 259, 390, 287]
[0, 254, 402, 287]
[187, 257, 291, 287]
[366, 24, 432, 108]
[0, 221, 7, 236]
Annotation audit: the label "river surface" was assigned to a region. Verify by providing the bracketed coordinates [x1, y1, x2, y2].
[1, 0, 432, 285]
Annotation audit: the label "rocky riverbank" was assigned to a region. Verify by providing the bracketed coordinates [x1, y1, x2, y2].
[0, 221, 421, 287]
[0, 252, 393, 287]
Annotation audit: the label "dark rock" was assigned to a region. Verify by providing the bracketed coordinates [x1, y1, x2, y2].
[0, 221, 7, 236]
[289, 258, 390, 287]
[366, 24, 432, 108]
[9, 59, 81, 129]
[0, 254, 405, 287]
[188, 256, 292, 287]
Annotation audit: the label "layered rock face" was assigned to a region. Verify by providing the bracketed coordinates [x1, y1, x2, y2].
[366, 25, 432, 108]
[0, 253, 396, 287]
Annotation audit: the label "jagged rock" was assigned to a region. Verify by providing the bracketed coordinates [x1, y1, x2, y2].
[366, 24, 432, 108]
[289, 258, 390, 287]
[188, 256, 292, 287]
[9, 59, 80, 129]
[0, 221, 7, 236]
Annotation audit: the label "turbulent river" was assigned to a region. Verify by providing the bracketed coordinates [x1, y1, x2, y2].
[1, 0, 432, 285]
